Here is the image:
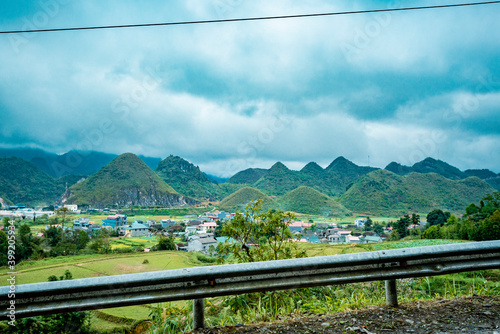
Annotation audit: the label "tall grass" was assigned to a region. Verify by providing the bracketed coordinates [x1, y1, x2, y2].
[146, 270, 500, 334]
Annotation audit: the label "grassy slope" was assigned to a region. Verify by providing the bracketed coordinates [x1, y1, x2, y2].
[218, 186, 276, 212]
[69, 153, 178, 205]
[278, 186, 351, 216]
[340, 169, 496, 216]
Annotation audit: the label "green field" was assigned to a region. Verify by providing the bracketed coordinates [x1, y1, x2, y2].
[0, 239, 492, 333]
[0, 251, 195, 286]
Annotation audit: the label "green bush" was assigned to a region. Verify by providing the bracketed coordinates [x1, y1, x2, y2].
[196, 252, 218, 264]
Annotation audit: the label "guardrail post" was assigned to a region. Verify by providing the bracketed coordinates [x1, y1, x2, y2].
[385, 279, 398, 307]
[193, 298, 205, 329]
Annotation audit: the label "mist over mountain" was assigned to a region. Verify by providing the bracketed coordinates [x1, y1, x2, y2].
[0, 157, 76, 206]
[0, 147, 160, 177]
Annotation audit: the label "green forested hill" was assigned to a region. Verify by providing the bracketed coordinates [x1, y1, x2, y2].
[226, 157, 379, 197]
[385, 161, 414, 175]
[385, 158, 468, 180]
[411, 158, 466, 180]
[155, 155, 223, 200]
[0, 147, 161, 177]
[0, 157, 68, 206]
[278, 186, 351, 216]
[485, 177, 500, 191]
[339, 169, 496, 216]
[227, 168, 269, 184]
[253, 162, 304, 196]
[69, 153, 196, 208]
[324, 156, 378, 195]
[218, 186, 276, 212]
[464, 169, 498, 179]
[299, 162, 339, 197]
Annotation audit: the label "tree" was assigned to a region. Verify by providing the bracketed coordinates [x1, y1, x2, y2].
[394, 215, 411, 239]
[45, 225, 61, 247]
[157, 235, 176, 250]
[373, 223, 384, 235]
[422, 225, 443, 239]
[446, 215, 459, 226]
[389, 229, 400, 241]
[55, 207, 71, 243]
[18, 224, 40, 261]
[483, 192, 500, 210]
[478, 210, 500, 241]
[426, 209, 449, 228]
[411, 213, 420, 226]
[217, 199, 306, 263]
[466, 203, 480, 216]
[75, 230, 90, 250]
[364, 217, 373, 231]
[0, 231, 8, 266]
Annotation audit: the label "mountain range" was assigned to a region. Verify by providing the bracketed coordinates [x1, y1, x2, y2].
[0, 147, 498, 215]
[0, 147, 161, 178]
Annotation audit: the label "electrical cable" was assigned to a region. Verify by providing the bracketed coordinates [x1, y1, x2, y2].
[1, 1, 499, 35]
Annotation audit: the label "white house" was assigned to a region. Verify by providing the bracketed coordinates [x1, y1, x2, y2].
[328, 230, 354, 244]
[345, 235, 362, 244]
[354, 218, 368, 228]
[63, 204, 79, 213]
[187, 236, 218, 253]
[185, 226, 198, 235]
[198, 222, 217, 233]
[125, 222, 149, 237]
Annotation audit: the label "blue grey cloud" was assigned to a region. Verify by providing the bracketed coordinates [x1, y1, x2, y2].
[0, 0, 499, 176]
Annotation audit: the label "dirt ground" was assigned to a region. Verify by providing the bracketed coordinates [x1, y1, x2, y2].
[191, 295, 500, 334]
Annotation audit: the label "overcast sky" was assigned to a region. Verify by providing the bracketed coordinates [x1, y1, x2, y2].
[1, 0, 499, 177]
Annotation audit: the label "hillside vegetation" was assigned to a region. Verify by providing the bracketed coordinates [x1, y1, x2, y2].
[340, 169, 496, 215]
[227, 157, 378, 197]
[0, 157, 67, 205]
[278, 186, 351, 216]
[0, 147, 160, 177]
[227, 168, 268, 184]
[253, 162, 305, 196]
[218, 186, 276, 212]
[155, 155, 223, 200]
[69, 153, 196, 208]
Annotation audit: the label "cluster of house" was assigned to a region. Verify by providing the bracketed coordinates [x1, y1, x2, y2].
[73, 214, 173, 237]
[0, 203, 82, 221]
[0, 207, 55, 220]
[287, 220, 386, 244]
[19, 204, 424, 254]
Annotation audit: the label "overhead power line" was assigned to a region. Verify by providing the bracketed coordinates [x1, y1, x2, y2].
[1, 1, 500, 34]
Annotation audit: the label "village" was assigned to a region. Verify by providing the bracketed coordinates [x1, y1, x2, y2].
[0, 202, 425, 256]
[0, 203, 426, 256]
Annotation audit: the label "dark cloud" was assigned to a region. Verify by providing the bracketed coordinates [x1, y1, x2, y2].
[0, 0, 499, 176]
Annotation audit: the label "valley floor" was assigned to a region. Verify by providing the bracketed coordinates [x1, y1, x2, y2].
[192, 295, 500, 334]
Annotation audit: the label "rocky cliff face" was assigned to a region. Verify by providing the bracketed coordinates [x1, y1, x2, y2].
[113, 188, 197, 207]
[0, 197, 10, 209]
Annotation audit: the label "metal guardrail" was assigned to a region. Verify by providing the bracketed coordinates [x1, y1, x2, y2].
[1, 240, 500, 328]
